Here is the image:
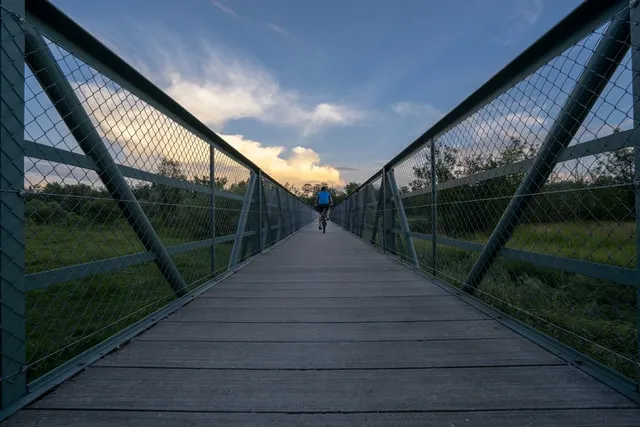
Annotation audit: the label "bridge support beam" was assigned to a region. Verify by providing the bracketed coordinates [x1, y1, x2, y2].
[463, 9, 631, 294]
[430, 139, 438, 276]
[630, 0, 640, 386]
[0, 0, 27, 408]
[387, 169, 419, 268]
[24, 27, 188, 297]
[228, 173, 256, 268]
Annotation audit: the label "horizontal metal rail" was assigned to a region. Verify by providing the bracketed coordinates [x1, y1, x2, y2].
[25, 141, 249, 202]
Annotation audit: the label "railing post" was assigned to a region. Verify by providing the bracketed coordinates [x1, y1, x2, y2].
[24, 27, 189, 297]
[381, 168, 387, 252]
[385, 170, 397, 254]
[275, 188, 283, 241]
[463, 11, 630, 294]
[0, 0, 27, 408]
[209, 145, 216, 276]
[258, 171, 264, 253]
[387, 169, 419, 268]
[371, 176, 385, 247]
[630, 0, 640, 388]
[430, 139, 438, 276]
[228, 172, 256, 268]
[359, 187, 369, 237]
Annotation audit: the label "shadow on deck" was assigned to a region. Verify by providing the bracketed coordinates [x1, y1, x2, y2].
[5, 223, 640, 426]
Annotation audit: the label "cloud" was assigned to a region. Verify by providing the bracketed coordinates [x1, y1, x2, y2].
[220, 134, 343, 186]
[335, 166, 358, 172]
[63, 81, 344, 187]
[495, 0, 544, 46]
[211, 0, 238, 18]
[162, 44, 367, 134]
[514, 0, 544, 26]
[392, 101, 443, 120]
[268, 23, 290, 36]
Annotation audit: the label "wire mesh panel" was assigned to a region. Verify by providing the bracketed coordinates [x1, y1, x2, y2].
[0, 2, 313, 412]
[336, 1, 639, 387]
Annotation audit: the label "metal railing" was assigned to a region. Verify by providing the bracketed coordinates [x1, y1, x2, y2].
[0, 0, 313, 416]
[334, 0, 640, 398]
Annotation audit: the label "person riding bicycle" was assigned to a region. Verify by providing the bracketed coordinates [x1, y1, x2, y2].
[316, 186, 333, 230]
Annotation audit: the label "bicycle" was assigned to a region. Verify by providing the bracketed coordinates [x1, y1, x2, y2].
[319, 209, 328, 234]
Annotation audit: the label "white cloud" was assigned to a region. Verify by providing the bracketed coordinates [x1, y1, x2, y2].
[152, 40, 367, 135]
[66, 82, 343, 187]
[220, 134, 343, 186]
[211, 0, 238, 18]
[268, 23, 290, 36]
[392, 101, 443, 120]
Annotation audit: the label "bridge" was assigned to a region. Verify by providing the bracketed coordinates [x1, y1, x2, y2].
[1, 0, 640, 425]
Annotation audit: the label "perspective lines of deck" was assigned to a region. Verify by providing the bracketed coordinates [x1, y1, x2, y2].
[6, 222, 640, 426]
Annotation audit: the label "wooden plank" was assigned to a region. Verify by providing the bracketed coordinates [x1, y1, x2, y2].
[174, 295, 467, 308]
[95, 339, 562, 369]
[165, 306, 489, 322]
[209, 281, 448, 291]
[221, 271, 423, 282]
[31, 366, 637, 411]
[139, 319, 519, 342]
[204, 287, 447, 298]
[6, 409, 640, 427]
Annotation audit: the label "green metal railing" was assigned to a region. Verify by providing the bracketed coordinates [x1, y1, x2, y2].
[0, 0, 313, 417]
[334, 0, 640, 400]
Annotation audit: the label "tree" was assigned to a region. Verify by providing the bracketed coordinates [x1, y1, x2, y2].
[344, 182, 360, 195]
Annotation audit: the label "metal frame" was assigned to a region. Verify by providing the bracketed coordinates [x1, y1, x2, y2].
[386, 169, 419, 267]
[464, 11, 631, 293]
[0, 0, 27, 408]
[630, 0, 640, 384]
[228, 173, 257, 269]
[24, 27, 189, 297]
[0, 0, 315, 419]
[334, 0, 640, 393]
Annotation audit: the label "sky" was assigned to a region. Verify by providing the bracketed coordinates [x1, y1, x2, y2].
[49, 0, 583, 188]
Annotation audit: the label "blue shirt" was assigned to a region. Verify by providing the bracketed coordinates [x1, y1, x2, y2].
[317, 190, 331, 205]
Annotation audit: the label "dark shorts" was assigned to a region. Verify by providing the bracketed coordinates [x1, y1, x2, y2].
[317, 204, 329, 213]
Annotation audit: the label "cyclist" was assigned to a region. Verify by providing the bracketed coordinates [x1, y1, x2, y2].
[316, 186, 333, 230]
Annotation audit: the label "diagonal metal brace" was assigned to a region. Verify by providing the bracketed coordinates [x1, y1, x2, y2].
[228, 173, 256, 268]
[24, 28, 188, 297]
[463, 9, 631, 294]
[387, 169, 420, 268]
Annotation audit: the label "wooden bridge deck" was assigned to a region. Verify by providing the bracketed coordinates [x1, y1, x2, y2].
[5, 223, 640, 426]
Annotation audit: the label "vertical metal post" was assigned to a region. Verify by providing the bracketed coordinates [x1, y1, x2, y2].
[371, 177, 385, 246]
[630, 0, 640, 387]
[24, 28, 188, 297]
[258, 171, 264, 253]
[463, 13, 630, 294]
[209, 145, 216, 276]
[387, 170, 419, 268]
[0, 0, 26, 407]
[359, 187, 369, 237]
[261, 181, 272, 249]
[228, 173, 256, 268]
[383, 170, 396, 254]
[275, 188, 283, 241]
[382, 167, 388, 252]
[430, 140, 438, 276]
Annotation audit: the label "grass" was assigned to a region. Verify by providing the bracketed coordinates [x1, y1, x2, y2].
[25, 220, 234, 381]
[398, 222, 638, 380]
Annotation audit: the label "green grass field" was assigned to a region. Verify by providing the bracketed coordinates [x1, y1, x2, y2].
[392, 221, 638, 379]
[25, 221, 238, 381]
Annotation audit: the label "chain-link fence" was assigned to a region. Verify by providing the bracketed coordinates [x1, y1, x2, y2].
[334, 0, 639, 390]
[0, 0, 313, 411]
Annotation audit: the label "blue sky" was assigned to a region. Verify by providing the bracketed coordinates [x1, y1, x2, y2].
[50, 0, 582, 187]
